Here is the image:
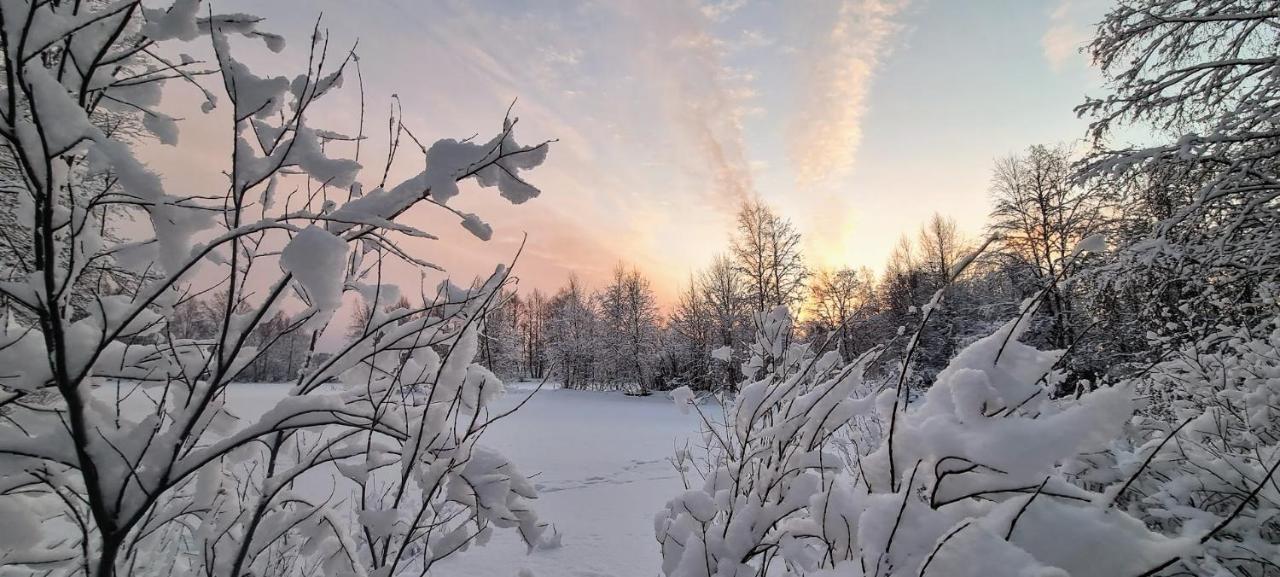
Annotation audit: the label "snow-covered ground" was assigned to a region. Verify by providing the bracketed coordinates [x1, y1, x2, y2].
[158, 381, 714, 577]
[436, 382, 715, 577]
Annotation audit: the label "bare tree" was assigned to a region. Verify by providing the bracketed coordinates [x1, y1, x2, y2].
[917, 213, 965, 287]
[666, 275, 714, 388]
[702, 253, 750, 388]
[881, 233, 924, 319]
[989, 145, 1108, 347]
[597, 264, 661, 392]
[547, 275, 600, 389]
[732, 200, 772, 313]
[731, 199, 808, 313]
[807, 267, 875, 361]
[478, 289, 524, 380]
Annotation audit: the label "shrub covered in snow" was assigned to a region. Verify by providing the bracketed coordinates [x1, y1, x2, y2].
[0, 2, 553, 576]
[656, 302, 1280, 576]
[1108, 320, 1280, 575]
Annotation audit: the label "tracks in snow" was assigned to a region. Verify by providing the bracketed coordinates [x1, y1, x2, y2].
[534, 458, 676, 494]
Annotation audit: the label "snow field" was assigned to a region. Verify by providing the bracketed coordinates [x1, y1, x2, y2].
[106, 382, 714, 577]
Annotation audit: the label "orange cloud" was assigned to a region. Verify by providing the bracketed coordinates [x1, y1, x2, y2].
[788, 0, 908, 184]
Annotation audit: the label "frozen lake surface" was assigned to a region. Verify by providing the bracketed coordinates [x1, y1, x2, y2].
[183, 382, 715, 577]
[436, 383, 713, 577]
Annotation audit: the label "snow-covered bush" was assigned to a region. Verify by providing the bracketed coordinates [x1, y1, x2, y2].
[655, 302, 1263, 576]
[1109, 320, 1280, 575]
[0, 2, 553, 576]
[1080, 0, 1280, 353]
[657, 306, 886, 576]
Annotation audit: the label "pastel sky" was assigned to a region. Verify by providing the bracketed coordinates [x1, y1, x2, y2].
[144, 0, 1112, 306]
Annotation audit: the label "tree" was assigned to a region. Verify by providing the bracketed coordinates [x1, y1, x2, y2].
[869, 217, 1010, 386]
[881, 233, 925, 320]
[596, 264, 661, 391]
[1079, 0, 1280, 349]
[168, 295, 223, 341]
[347, 294, 411, 339]
[245, 310, 290, 382]
[661, 254, 754, 392]
[0, 73, 144, 321]
[0, 3, 556, 576]
[701, 254, 751, 388]
[665, 276, 714, 389]
[597, 265, 630, 384]
[1111, 319, 1280, 577]
[347, 298, 375, 338]
[621, 265, 661, 390]
[479, 290, 524, 380]
[988, 145, 1109, 348]
[547, 275, 600, 389]
[806, 267, 875, 361]
[911, 213, 972, 371]
[733, 200, 772, 313]
[917, 213, 965, 288]
[520, 288, 550, 380]
[731, 199, 808, 313]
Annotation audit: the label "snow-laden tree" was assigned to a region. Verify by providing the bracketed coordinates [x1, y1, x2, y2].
[871, 221, 993, 387]
[0, 2, 555, 576]
[658, 217, 1280, 577]
[1079, 0, 1280, 348]
[546, 275, 600, 389]
[483, 289, 527, 381]
[701, 254, 753, 388]
[519, 288, 551, 380]
[0, 94, 143, 321]
[664, 276, 717, 389]
[879, 235, 926, 323]
[664, 254, 752, 392]
[597, 263, 661, 392]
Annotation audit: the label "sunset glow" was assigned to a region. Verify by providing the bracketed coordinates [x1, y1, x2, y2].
[141, 0, 1110, 306]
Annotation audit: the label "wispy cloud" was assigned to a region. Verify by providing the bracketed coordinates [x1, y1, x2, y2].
[736, 29, 774, 50]
[1044, 0, 1085, 71]
[626, 0, 757, 209]
[700, 0, 747, 22]
[379, 0, 760, 288]
[787, 0, 907, 184]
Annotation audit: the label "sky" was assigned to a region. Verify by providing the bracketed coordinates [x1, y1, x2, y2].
[143, 0, 1113, 307]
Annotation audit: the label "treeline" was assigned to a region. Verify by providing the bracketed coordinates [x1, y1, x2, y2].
[166, 295, 313, 383]
[471, 200, 808, 392]
[480, 134, 1266, 396]
[477, 267, 661, 391]
[168, 134, 1260, 397]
